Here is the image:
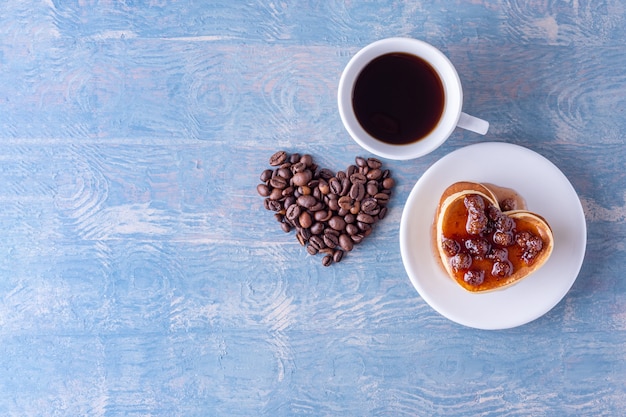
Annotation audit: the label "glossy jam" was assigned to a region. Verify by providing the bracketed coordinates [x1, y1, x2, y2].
[441, 194, 545, 291]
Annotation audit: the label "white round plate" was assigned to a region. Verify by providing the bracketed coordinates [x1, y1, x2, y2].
[399, 142, 587, 330]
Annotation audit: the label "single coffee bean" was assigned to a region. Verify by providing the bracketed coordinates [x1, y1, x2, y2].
[292, 170, 313, 186]
[374, 192, 390, 205]
[277, 167, 292, 179]
[366, 181, 379, 196]
[299, 227, 311, 241]
[261, 169, 273, 182]
[257, 184, 271, 197]
[321, 209, 334, 222]
[346, 223, 359, 236]
[339, 234, 353, 252]
[312, 186, 321, 200]
[297, 195, 317, 208]
[338, 195, 353, 211]
[314, 209, 332, 222]
[307, 245, 318, 255]
[284, 196, 296, 209]
[270, 176, 287, 189]
[351, 233, 365, 244]
[299, 211, 312, 229]
[281, 186, 294, 198]
[309, 235, 325, 250]
[350, 172, 367, 185]
[319, 247, 334, 255]
[356, 213, 375, 224]
[329, 177, 342, 194]
[361, 198, 378, 214]
[366, 207, 380, 216]
[355, 156, 368, 167]
[310, 222, 325, 236]
[340, 177, 351, 196]
[333, 249, 344, 263]
[269, 187, 283, 201]
[281, 222, 292, 233]
[366, 168, 382, 180]
[378, 207, 388, 220]
[323, 233, 339, 249]
[322, 254, 333, 267]
[328, 216, 346, 231]
[300, 154, 313, 167]
[318, 180, 330, 195]
[269, 150, 287, 166]
[367, 158, 382, 169]
[357, 221, 371, 231]
[328, 197, 340, 211]
[349, 183, 364, 201]
[286, 204, 301, 221]
[268, 200, 282, 212]
[382, 177, 395, 189]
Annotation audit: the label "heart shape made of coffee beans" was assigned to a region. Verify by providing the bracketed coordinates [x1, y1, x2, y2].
[257, 151, 395, 266]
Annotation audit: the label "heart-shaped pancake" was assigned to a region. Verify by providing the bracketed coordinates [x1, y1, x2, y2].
[435, 182, 553, 292]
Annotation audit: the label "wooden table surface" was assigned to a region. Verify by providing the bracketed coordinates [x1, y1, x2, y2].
[1, 1, 625, 416]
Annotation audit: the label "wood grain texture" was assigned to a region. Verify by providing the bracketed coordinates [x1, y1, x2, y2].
[0, 1, 625, 416]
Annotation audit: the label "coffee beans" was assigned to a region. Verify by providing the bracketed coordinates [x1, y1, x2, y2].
[257, 151, 394, 266]
[269, 150, 288, 166]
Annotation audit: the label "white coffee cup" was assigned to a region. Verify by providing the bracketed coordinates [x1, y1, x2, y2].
[338, 37, 489, 160]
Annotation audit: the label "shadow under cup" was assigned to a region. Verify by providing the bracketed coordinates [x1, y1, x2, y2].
[338, 38, 464, 160]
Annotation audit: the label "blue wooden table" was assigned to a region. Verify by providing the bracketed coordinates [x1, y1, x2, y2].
[1, 1, 624, 416]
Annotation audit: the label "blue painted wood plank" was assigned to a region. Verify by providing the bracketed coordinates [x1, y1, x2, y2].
[0, 0, 625, 416]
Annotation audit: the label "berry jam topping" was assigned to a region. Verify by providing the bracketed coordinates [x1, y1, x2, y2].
[441, 194, 546, 287]
[464, 270, 485, 285]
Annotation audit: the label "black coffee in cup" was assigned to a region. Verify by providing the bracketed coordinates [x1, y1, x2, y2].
[352, 53, 445, 145]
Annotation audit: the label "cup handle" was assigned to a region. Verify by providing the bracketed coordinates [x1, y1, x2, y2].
[457, 112, 489, 135]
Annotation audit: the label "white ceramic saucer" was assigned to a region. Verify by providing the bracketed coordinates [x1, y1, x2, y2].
[399, 142, 587, 330]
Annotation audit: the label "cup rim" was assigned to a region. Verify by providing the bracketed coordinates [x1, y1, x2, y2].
[338, 37, 463, 160]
